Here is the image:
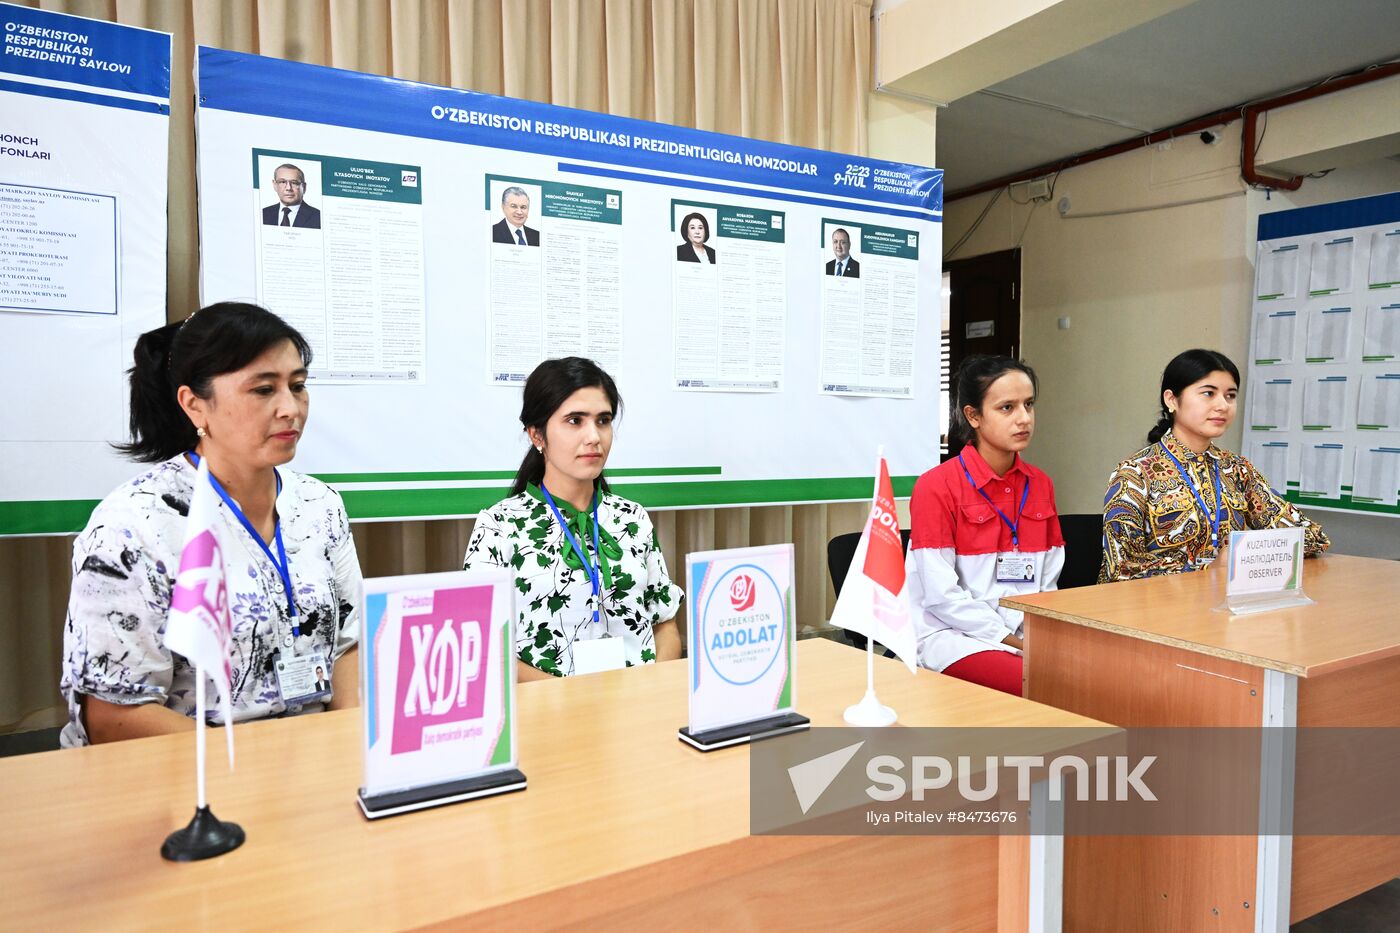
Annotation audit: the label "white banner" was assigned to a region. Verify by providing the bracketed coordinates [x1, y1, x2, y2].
[192, 48, 944, 523]
[0, 3, 171, 534]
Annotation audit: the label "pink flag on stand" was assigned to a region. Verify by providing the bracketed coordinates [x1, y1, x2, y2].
[828, 455, 918, 672]
[163, 457, 236, 764]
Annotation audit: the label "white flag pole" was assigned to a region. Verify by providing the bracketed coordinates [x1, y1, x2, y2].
[845, 446, 897, 726]
[863, 446, 881, 698]
[195, 663, 207, 810]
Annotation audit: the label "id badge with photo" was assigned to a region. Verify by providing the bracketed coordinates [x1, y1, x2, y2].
[275, 652, 331, 705]
[996, 553, 1037, 584]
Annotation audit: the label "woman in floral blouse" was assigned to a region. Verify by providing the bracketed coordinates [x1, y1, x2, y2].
[60, 303, 361, 746]
[464, 357, 682, 679]
[1101, 349, 1328, 582]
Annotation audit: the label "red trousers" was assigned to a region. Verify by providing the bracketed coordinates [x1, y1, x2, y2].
[943, 650, 1023, 697]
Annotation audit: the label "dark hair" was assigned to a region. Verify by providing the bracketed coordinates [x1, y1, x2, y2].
[511, 357, 623, 495]
[949, 355, 1038, 448]
[1147, 349, 1241, 445]
[117, 302, 313, 462]
[679, 212, 710, 244]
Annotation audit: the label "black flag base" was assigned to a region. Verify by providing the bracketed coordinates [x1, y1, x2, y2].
[160, 805, 245, 861]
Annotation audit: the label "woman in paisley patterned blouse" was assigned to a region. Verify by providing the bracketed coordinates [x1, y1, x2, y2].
[61, 303, 362, 746]
[1101, 348, 1328, 582]
[464, 357, 683, 679]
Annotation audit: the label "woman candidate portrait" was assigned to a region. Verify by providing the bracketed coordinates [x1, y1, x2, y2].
[59, 302, 362, 745]
[675, 211, 717, 264]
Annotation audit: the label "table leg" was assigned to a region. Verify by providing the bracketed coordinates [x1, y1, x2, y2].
[1254, 668, 1297, 933]
[1029, 777, 1065, 933]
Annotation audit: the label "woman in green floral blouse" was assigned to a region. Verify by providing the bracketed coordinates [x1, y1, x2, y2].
[464, 357, 683, 679]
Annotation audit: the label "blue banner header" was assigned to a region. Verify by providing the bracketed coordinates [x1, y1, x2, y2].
[1257, 191, 1400, 242]
[197, 47, 942, 217]
[1, 2, 170, 100]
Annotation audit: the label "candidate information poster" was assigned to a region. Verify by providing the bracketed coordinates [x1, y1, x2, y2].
[671, 199, 787, 392]
[0, 4, 170, 534]
[487, 174, 623, 382]
[361, 571, 516, 797]
[252, 149, 426, 383]
[818, 219, 920, 397]
[194, 48, 942, 522]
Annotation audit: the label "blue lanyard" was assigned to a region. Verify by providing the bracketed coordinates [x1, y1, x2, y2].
[541, 486, 602, 625]
[189, 452, 298, 634]
[958, 453, 1030, 550]
[1159, 441, 1223, 550]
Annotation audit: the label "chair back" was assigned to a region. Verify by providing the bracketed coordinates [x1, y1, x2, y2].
[827, 529, 912, 648]
[1057, 513, 1103, 589]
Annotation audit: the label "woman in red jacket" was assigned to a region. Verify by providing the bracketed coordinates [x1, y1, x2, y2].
[906, 355, 1064, 696]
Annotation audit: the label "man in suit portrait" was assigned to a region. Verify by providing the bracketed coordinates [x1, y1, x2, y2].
[262, 163, 322, 229]
[314, 666, 331, 694]
[825, 227, 859, 278]
[492, 186, 540, 246]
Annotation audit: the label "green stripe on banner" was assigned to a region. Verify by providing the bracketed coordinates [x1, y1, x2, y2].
[312, 465, 722, 483]
[0, 499, 102, 536]
[0, 475, 914, 534]
[337, 476, 917, 519]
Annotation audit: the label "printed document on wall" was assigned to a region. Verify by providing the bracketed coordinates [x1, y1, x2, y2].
[1357, 373, 1400, 430]
[1253, 309, 1296, 364]
[1299, 443, 1345, 500]
[0, 4, 171, 508]
[1245, 439, 1293, 494]
[486, 176, 623, 383]
[1304, 307, 1353, 363]
[253, 150, 426, 384]
[1364, 303, 1400, 361]
[1302, 375, 1349, 431]
[671, 200, 786, 392]
[818, 220, 920, 397]
[1352, 447, 1400, 505]
[1369, 229, 1400, 289]
[1309, 237, 1354, 296]
[1250, 378, 1294, 431]
[1256, 243, 1299, 300]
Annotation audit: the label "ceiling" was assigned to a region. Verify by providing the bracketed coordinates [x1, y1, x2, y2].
[929, 0, 1400, 194]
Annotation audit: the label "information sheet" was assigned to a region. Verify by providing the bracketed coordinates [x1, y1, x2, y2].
[1257, 243, 1299, 300]
[670, 199, 786, 391]
[1299, 442, 1345, 500]
[254, 150, 426, 383]
[818, 220, 920, 397]
[1302, 375, 1349, 431]
[1304, 306, 1353, 363]
[1309, 236, 1354, 296]
[1253, 309, 1297, 364]
[1364, 303, 1400, 361]
[1352, 447, 1400, 505]
[1250, 377, 1294, 432]
[486, 176, 623, 383]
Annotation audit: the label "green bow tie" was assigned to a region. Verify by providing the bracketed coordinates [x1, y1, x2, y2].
[530, 485, 622, 589]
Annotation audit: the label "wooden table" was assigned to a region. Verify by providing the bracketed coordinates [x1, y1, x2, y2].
[0, 638, 1112, 932]
[1003, 553, 1400, 932]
